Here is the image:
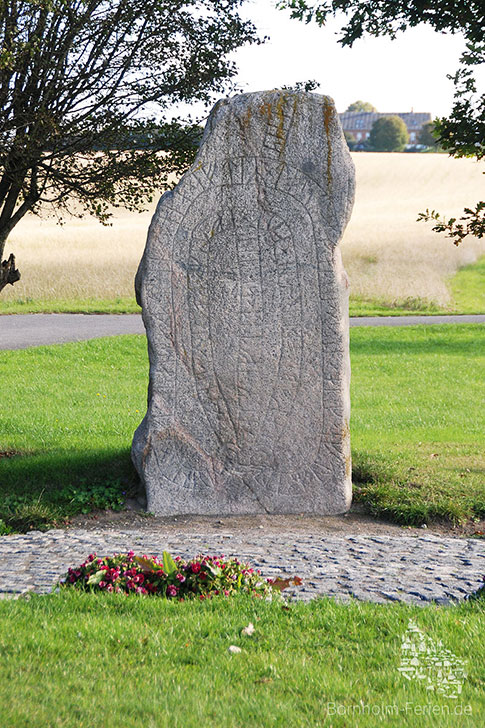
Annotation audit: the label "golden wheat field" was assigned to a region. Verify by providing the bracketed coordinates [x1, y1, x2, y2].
[3, 153, 485, 307]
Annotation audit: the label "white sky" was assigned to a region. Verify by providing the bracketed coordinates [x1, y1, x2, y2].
[225, 0, 484, 118]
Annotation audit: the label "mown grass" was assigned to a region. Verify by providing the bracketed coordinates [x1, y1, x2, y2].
[0, 296, 140, 314]
[0, 592, 483, 728]
[449, 256, 485, 315]
[350, 324, 484, 525]
[0, 335, 148, 532]
[0, 324, 483, 532]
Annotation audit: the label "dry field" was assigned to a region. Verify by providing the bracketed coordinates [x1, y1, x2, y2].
[342, 153, 485, 306]
[3, 153, 484, 307]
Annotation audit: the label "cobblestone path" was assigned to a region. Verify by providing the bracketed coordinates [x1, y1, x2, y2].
[1, 528, 483, 605]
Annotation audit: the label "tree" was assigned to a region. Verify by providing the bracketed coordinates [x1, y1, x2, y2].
[418, 121, 440, 148]
[369, 116, 408, 152]
[0, 0, 259, 293]
[346, 100, 376, 112]
[278, 0, 485, 244]
[344, 130, 357, 150]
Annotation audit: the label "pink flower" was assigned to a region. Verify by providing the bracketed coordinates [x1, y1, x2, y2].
[99, 581, 106, 588]
[106, 585, 113, 592]
[133, 573, 145, 584]
[166, 585, 178, 597]
[175, 573, 186, 583]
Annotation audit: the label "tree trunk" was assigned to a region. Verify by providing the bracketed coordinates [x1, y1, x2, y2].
[0, 253, 20, 293]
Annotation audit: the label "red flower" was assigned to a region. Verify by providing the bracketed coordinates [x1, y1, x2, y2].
[191, 563, 201, 574]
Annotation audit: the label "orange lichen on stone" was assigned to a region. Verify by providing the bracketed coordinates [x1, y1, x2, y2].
[258, 100, 272, 122]
[275, 93, 287, 143]
[323, 99, 334, 187]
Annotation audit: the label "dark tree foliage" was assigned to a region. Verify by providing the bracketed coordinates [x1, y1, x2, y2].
[278, 1, 483, 45]
[418, 121, 439, 148]
[369, 115, 408, 152]
[279, 0, 485, 244]
[0, 0, 258, 291]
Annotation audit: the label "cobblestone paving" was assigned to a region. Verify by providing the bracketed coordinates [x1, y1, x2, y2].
[0, 528, 483, 605]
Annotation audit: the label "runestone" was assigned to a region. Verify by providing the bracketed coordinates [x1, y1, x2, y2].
[132, 90, 355, 515]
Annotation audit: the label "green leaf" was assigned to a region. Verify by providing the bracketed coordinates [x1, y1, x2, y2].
[162, 551, 177, 575]
[87, 570, 105, 586]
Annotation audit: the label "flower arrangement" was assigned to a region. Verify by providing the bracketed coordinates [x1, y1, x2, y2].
[59, 550, 301, 600]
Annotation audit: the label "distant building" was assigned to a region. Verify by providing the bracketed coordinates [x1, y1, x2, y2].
[338, 111, 432, 147]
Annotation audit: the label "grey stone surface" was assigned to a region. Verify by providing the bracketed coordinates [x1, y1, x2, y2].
[0, 528, 483, 605]
[133, 90, 355, 516]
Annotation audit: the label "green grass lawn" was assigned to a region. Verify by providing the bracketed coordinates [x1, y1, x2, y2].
[0, 324, 483, 532]
[350, 324, 484, 525]
[0, 592, 482, 727]
[449, 256, 485, 314]
[1, 257, 484, 316]
[0, 296, 140, 314]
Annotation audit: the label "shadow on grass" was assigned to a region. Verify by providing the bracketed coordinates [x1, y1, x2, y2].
[0, 448, 141, 532]
[352, 452, 485, 526]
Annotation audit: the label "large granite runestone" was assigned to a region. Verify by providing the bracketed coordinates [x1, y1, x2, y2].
[132, 90, 355, 515]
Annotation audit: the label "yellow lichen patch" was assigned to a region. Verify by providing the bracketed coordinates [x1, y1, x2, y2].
[275, 93, 288, 143]
[258, 100, 272, 122]
[323, 99, 334, 187]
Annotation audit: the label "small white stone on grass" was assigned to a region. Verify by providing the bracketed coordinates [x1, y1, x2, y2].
[228, 645, 242, 654]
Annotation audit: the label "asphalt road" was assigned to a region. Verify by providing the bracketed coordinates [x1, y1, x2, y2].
[1, 312, 484, 350]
